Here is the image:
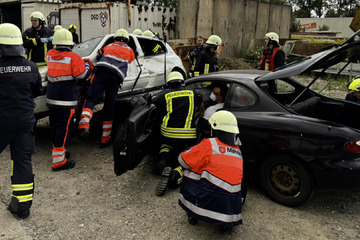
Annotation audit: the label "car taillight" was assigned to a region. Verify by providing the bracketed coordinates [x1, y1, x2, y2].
[345, 140, 360, 153]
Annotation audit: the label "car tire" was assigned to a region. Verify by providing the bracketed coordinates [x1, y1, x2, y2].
[259, 154, 313, 207]
[113, 123, 128, 176]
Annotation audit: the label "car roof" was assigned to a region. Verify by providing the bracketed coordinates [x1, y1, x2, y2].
[256, 30, 360, 81]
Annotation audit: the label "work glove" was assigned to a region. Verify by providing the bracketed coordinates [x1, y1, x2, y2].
[48, 36, 53, 42]
[40, 38, 48, 43]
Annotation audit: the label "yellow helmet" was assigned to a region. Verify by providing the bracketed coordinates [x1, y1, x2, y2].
[69, 24, 77, 30]
[0, 23, 23, 45]
[30, 11, 45, 21]
[53, 28, 74, 46]
[142, 30, 155, 38]
[206, 35, 222, 47]
[54, 25, 62, 31]
[209, 110, 239, 134]
[348, 78, 360, 91]
[265, 32, 279, 44]
[167, 71, 184, 83]
[114, 28, 129, 42]
[133, 29, 142, 35]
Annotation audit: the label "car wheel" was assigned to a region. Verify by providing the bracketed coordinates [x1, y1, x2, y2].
[113, 123, 128, 176]
[259, 154, 313, 207]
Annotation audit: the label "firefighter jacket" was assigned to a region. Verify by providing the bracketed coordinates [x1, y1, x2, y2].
[259, 47, 285, 71]
[0, 56, 43, 131]
[189, 45, 203, 72]
[155, 86, 202, 139]
[96, 42, 135, 84]
[46, 48, 90, 108]
[194, 47, 217, 77]
[22, 26, 54, 66]
[178, 137, 243, 227]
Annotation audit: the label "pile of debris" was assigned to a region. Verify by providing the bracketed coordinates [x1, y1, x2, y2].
[218, 57, 254, 71]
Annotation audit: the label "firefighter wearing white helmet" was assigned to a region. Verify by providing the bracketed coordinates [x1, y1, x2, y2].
[259, 31, 285, 71]
[142, 29, 155, 38]
[54, 25, 63, 31]
[133, 28, 143, 35]
[178, 110, 244, 231]
[78, 28, 135, 148]
[69, 24, 79, 44]
[46, 28, 91, 171]
[154, 71, 203, 196]
[346, 77, 360, 104]
[194, 34, 222, 77]
[22, 11, 54, 66]
[0, 23, 43, 219]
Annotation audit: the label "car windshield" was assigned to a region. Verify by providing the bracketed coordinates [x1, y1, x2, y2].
[73, 36, 104, 57]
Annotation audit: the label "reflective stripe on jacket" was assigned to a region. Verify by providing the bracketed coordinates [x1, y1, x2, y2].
[156, 88, 200, 139]
[178, 137, 243, 226]
[259, 47, 280, 71]
[46, 48, 89, 108]
[96, 42, 135, 83]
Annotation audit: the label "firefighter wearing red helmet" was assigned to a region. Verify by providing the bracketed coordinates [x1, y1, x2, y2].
[0, 23, 43, 219]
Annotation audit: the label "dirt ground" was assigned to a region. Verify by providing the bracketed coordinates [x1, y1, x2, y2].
[1, 62, 360, 239]
[1, 118, 360, 240]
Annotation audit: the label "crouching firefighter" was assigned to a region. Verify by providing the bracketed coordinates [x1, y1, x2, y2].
[78, 29, 135, 148]
[0, 23, 43, 218]
[178, 110, 244, 233]
[46, 28, 91, 171]
[154, 71, 203, 196]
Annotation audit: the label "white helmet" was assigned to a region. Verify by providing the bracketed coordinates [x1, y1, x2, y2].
[167, 71, 184, 83]
[206, 35, 222, 47]
[265, 32, 279, 44]
[53, 28, 74, 46]
[133, 29, 142, 35]
[209, 110, 239, 134]
[142, 30, 155, 38]
[0, 23, 24, 56]
[114, 29, 129, 42]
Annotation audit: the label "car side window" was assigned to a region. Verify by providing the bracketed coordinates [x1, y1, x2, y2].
[137, 38, 166, 57]
[275, 79, 295, 93]
[230, 83, 256, 108]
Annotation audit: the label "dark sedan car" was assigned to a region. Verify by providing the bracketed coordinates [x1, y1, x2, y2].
[113, 30, 360, 207]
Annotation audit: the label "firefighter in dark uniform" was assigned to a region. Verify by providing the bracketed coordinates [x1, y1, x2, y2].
[194, 35, 222, 77]
[259, 32, 285, 71]
[46, 28, 91, 171]
[78, 29, 135, 148]
[0, 23, 43, 219]
[188, 36, 204, 77]
[69, 24, 79, 44]
[154, 71, 203, 196]
[178, 110, 243, 233]
[22, 11, 54, 66]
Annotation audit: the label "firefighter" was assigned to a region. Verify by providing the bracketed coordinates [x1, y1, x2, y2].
[188, 36, 204, 77]
[346, 77, 360, 104]
[259, 32, 285, 71]
[46, 28, 91, 171]
[133, 29, 142, 35]
[154, 71, 203, 196]
[78, 29, 135, 148]
[22, 11, 54, 66]
[178, 110, 243, 233]
[193, 35, 222, 77]
[69, 24, 79, 44]
[0, 23, 43, 219]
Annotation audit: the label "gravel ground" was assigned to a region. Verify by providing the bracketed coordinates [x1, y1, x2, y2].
[1, 76, 360, 239]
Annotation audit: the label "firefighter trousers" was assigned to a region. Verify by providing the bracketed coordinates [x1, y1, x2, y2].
[0, 130, 35, 211]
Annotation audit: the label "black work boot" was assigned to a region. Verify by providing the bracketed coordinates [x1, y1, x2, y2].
[155, 166, 172, 196]
[187, 215, 198, 225]
[52, 158, 76, 171]
[99, 138, 113, 149]
[7, 197, 30, 219]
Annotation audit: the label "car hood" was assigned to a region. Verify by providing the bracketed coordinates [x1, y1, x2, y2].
[256, 30, 360, 81]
